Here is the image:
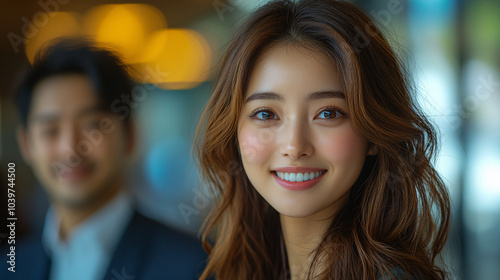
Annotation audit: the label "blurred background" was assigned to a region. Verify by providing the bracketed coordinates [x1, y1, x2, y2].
[0, 0, 498, 279]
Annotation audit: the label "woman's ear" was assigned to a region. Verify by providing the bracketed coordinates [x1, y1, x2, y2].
[367, 143, 378, 156]
[17, 126, 32, 165]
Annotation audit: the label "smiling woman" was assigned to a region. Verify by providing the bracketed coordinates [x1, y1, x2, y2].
[195, 0, 451, 279]
[238, 46, 377, 222]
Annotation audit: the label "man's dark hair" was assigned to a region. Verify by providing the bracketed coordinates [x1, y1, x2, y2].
[16, 37, 134, 129]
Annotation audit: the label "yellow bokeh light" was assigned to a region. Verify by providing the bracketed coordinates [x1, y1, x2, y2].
[83, 4, 166, 64]
[25, 12, 81, 64]
[132, 29, 212, 89]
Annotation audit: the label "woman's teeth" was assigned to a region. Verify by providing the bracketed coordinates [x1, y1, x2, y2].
[275, 171, 325, 182]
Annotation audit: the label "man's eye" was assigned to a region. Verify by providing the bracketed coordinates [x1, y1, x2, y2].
[41, 127, 58, 137]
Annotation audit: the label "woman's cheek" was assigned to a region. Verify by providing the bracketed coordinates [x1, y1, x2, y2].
[238, 124, 275, 166]
[319, 127, 368, 162]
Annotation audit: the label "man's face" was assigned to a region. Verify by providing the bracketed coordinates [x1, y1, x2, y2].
[20, 74, 132, 209]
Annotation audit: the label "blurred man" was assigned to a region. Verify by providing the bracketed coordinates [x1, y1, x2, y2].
[0, 38, 206, 280]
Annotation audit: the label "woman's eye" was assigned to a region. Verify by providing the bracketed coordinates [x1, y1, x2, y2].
[316, 108, 346, 119]
[249, 109, 279, 121]
[257, 111, 277, 120]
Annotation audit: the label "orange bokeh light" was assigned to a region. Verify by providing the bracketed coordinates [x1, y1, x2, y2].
[83, 4, 167, 64]
[132, 29, 212, 89]
[25, 12, 81, 64]
[23, 5, 212, 89]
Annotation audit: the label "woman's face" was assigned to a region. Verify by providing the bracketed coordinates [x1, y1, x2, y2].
[237, 45, 376, 218]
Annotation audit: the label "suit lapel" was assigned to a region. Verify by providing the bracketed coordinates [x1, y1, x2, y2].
[16, 235, 51, 280]
[101, 211, 149, 280]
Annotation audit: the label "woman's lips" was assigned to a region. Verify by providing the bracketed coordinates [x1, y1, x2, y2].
[271, 167, 327, 191]
[273, 167, 325, 173]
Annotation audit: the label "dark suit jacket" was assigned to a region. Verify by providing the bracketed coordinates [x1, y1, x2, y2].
[0, 211, 207, 280]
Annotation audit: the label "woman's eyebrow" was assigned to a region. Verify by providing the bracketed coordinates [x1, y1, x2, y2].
[245, 90, 345, 103]
[306, 90, 345, 101]
[245, 92, 283, 103]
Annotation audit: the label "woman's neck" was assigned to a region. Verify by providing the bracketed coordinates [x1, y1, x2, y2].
[280, 212, 331, 280]
[280, 195, 348, 280]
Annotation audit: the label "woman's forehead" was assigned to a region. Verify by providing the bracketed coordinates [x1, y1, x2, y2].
[245, 44, 345, 99]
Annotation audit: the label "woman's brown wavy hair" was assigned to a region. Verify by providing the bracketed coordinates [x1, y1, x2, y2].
[195, 0, 451, 279]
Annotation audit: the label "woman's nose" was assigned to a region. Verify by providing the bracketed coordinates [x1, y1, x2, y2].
[278, 119, 314, 160]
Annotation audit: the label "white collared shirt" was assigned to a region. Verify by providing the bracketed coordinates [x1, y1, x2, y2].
[42, 192, 134, 280]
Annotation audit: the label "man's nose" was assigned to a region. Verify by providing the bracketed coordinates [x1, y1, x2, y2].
[57, 124, 82, 154]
